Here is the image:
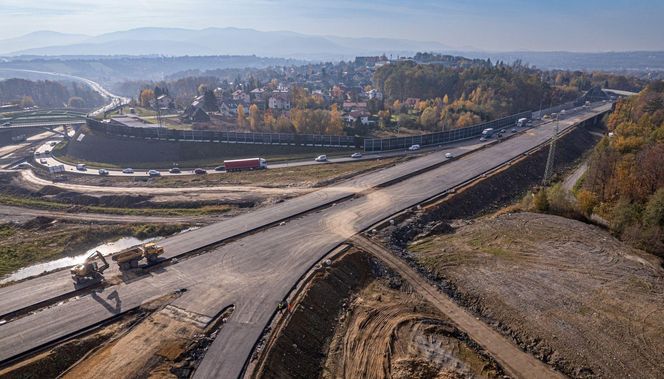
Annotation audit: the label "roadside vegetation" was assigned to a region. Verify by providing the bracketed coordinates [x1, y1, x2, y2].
[520, 82, 664, 256]
[0, 193, 233, 217]
[0, 219, 187, 277]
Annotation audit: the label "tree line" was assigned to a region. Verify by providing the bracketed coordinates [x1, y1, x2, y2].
[0, 78, 105, 109]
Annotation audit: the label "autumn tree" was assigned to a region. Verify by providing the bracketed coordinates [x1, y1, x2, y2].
[236, 104, 245, 129]
[248, 104, 260, 131]
[326, 104, 342, 135]
[139, 88, 155, 108]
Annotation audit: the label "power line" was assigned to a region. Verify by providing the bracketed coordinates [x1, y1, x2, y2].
[542, 116, 559, 185]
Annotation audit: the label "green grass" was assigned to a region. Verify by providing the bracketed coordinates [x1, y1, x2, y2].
[0, 194, 232, 217]
[0, 222, 187, 278]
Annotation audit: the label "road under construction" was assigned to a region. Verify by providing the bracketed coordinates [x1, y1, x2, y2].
[0, 102, 612, 378]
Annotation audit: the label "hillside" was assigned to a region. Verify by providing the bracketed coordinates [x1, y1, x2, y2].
[0, 78, 104, 108]
[580, 81, 664, 256]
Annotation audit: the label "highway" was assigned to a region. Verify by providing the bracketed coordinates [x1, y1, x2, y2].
[0, 103, 611, 377]
[31, 134, 478, 177]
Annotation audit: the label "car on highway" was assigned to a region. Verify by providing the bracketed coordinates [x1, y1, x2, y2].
[351, 152, 363, 158]
[49, 141, 57, 147]
[512, 128, 517, 133]
[444, 152, 454, 159]
[214, 165, 225, 171]
[43, 149, 51, 155]
[75, 163, 87, 171]
[39, 158, 48, 164]
[148, 169, 161, 177]
[194, 168, 207, 175]
[122, 168, 134, 174]
[315, 155, 328, 162]
[408, 144, 421, 151]
[169, 167, 181, 174]
[98, 169, 109, 176]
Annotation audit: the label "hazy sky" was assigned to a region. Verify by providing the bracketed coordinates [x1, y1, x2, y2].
[2, 0, 663, 51]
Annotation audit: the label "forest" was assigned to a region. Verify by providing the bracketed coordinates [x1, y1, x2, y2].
[580, 82, 664, 256]
[0, 78, 105, 108]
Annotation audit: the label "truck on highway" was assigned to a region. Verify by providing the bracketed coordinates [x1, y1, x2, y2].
[223, 157, 267, 172]
[516, 117, 529, 127]
[481, 128, 495, 138]
[112, 242, 164, 270]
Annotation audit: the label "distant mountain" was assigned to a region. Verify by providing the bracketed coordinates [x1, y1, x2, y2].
[2, 27, 449, 59]
[0, 31, 89, 55]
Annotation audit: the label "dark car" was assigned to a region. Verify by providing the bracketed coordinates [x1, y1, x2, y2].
[194, 168, 207, 175]
[214, 165, 225, 171]
[169, 167, 181, 174]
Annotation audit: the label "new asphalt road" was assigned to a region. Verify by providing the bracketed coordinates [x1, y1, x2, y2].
[0, 104, 611, 378]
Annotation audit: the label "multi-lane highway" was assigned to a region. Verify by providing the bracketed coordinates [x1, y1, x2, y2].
[0, 103, 611, 377]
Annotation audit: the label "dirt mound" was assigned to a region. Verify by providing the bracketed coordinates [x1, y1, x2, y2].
[324, 280, 502, 379]
[255, 251, 503, 379]
[408, 212, 664, 378]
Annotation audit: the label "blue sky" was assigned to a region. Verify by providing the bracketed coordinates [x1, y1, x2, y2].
[2, 0, 663, 51]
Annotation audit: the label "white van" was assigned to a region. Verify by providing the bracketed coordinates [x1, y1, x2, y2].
[75, 163, 87, 171]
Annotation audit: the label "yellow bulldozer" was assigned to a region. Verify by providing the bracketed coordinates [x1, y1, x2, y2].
[70, 250, 109, 284]
[112, 242, 164, 271]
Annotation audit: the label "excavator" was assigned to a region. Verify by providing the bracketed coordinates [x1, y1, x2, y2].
[70, 250, 109, 284]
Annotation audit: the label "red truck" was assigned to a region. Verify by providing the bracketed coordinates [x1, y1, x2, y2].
[223, 157, 268, 172]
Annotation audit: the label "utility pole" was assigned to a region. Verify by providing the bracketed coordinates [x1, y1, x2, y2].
[542, 115, 559, 185]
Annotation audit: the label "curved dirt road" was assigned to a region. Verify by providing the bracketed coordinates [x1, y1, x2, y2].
[18, 170, 311, 196]
[350, 235, 564, 379]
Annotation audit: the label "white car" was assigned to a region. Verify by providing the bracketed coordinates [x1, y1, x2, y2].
[122, 168, 134, 174]
[445, 152, 454, 159]
[351, 152, 363, 158]
[315, 155, 327, 162]
[408, 144, 421, 151]
[39, 158, 48, 164]
[75, 163, 87, 171]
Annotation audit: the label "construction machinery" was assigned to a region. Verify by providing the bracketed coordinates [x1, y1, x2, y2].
[112, 242, 164, 271]
[70, 251, 109, 284]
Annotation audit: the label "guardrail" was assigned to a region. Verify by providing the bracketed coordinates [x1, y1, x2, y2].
[86, 118, 361, 148]
[363, 111, 531, 152]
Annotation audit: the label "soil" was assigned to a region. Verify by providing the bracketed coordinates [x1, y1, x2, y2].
[0, 312, 140, 379]
[254, 251, 503, 379]
[408, 212, 664, 378]
[63, 304, 208, 379]
[323, 280, 502, 379]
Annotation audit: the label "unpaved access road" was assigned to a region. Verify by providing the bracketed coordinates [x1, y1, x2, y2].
[350, 235, 564, 379]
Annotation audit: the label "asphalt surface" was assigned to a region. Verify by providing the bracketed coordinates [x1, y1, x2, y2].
[0, 104, 611, 377]
[33, 137, 460, 178]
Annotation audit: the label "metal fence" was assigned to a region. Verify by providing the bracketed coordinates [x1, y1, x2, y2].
[86, 118, 360, 148]
[363, 111, 532, 152]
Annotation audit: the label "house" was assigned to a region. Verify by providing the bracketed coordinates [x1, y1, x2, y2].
[342, 101, 368, 112]
[404, 98, 420, 108]
[156, 94, 173, 108]
[181, 97, 210, 123]
[366, 89, 383, 101]
[268, 90, 291, 110]
[232, 90, 250, 103]
[250, 88, 267, 102]
[344, 110, 371, 125]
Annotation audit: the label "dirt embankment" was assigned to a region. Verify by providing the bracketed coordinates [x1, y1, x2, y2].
[390, 125, 601, 247]
[255, 251, 503, 379]
[408, 212, 664, 378]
